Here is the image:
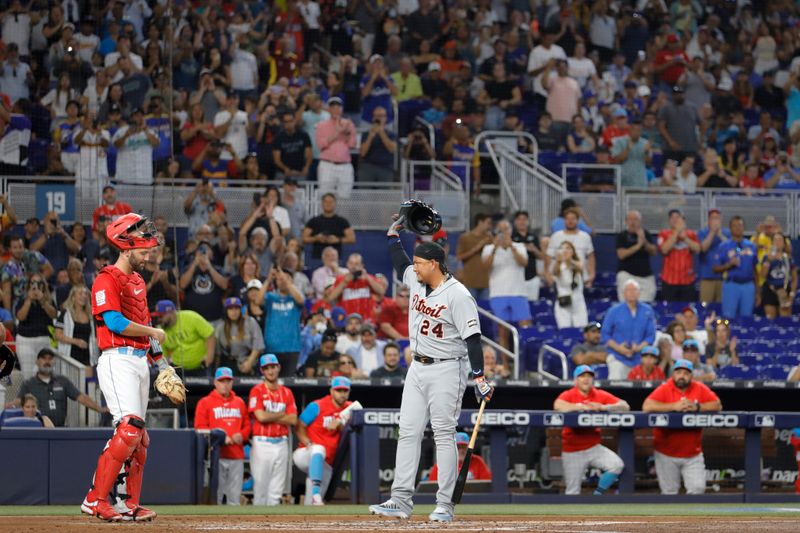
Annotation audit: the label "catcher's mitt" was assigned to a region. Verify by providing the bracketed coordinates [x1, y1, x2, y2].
[154, 366, 187, 404]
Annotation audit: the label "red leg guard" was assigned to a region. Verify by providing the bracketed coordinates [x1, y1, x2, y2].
[120, 429, 148, 507]
[791, 435, 800, 494]
[89, 416, 144, 502]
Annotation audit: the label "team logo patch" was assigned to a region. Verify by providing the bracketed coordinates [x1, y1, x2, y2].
[95, 290, 106, 306]
[467, 319, 477, 328]
[249, 397, 257, 408]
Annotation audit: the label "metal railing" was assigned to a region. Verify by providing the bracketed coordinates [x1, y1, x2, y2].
[400, 159, 470, 231]
[537, 345, 568, 380]
[477, 307, 520, 380]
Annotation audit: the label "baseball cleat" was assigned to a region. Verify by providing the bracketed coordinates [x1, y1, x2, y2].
[311, 493, 324, 506]
[118, 504, 157, 522]
[428, 506, 454, 523]
[80, 497, 123, 522]
[369, 499, 410, 519]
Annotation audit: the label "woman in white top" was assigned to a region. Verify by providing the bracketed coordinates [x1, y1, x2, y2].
[81, 68, 109, 115]
[661, 155, 697, 193]
[550, 241, 588, 329]
[41, 72, 77, 123]
[54, 285, 98, 376]
[264, 185, 291, 237]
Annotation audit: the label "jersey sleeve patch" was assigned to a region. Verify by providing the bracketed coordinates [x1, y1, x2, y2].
[467, 319, 477, 328]
[95, 289, 106, 306]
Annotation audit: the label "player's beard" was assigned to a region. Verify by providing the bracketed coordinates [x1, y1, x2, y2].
[126, 250, 146, 272]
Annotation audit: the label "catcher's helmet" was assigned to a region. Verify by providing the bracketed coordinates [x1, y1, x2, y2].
[398, 200, 442, 236]
[106, 213, 163, 250]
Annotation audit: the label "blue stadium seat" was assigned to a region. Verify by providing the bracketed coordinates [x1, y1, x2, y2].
[776, 355, 800, 367]
[559, 327, 584, 341]
[529, 300, 551, 315]
[1, 417, 42, 427]
[738, 354, 763, 367]
[0, 408, 23, 425]
[593, 365, 609, 379]
[717, 365, 757, 380]
[759, 365, 791, 380]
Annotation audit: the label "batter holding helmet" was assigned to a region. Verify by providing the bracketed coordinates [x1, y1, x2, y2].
[370, 201, 493, 523]
[81, 213, 186, 522]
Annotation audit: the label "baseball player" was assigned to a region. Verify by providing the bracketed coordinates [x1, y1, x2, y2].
[248, 353, 298, 505]
[791, 429, 800, 495]
[81, 213, 184, 522]
[428, 432, 491, 482]
[643, 359, 722, 494]
[293, 375, 354, 505]
[194, 367, 250, 505]
[369, 216, 493, 523]
[554, 365, 629, 495]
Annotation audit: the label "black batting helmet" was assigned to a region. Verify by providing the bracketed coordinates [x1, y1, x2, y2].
[398, 199, 442, 236]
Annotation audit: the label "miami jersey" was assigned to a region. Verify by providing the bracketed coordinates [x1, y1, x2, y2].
[248, 383, 297, 438]
[298, 395, 352, 465]
[402, 266, 481, 360]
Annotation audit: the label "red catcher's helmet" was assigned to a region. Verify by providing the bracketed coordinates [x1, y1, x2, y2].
[106, 213, 162, 250]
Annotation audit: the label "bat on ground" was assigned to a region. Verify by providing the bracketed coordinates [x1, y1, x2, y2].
[452, 399, 486, 504]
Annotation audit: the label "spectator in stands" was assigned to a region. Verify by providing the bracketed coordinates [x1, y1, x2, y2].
[697, 209, 731, 304]
[391, 57, 423, 102]
[347, 324, 386, 376]
[442, 122, 480, 191]
[213, 92, 249, 162]
[215, 297, 264, 376]
[53, 285, 96, 370]
[194, 367, 250, 506]
[643, 359, 721, 495]
[180, 238, 229, 323]
[91, 185, 132, 232]
[303, 328, 340, 377]
[316, 97, 356, 198]
[527, 28, 566, 109]
[302, 193, 356, 269]
[569, 322, 608, 367]
[704, 320, 738, 371]
[156, 299, 216, 376]
[15, 348, 106, 426]
[658, 209, 700, 301]
[273, 109, 312, 181]
[658, 86, 701, 163]
[601, 279, 656, 380]
[333, 353, 366, 379]
[697, 148, 738, 188]
[566, 115, 596, 154]
[760, 232, 798, 320]
[627, 345, 665, 381]
[616, 210, 657, 302]
[180, 103, 215, 170]
[511, 211, 544, 302]
[679, 56, 714, 111]
[311, 246, 347, 299]
[483, 344, 510, 380]
[141, 245, 177, 311]
[378, 285, 409, 341]
[542, 59, 580, 145]
[534, 112, 562, 152]
[244, 279, 266, 332]
[0, 43, 33, 103]
[335, 313, 363, 355]
[112, 107, 159, 185]
[679, 339, 716, 382]
[358, 106, 397, 183]
[546, 208, 595, 288]
[480, 62, 523, 132]
[360, 55, 396, 125]
[660, 154, 697, 193]
[327, 253, 384, 322]
[263, 267, 304, 377]
[14, 273, 57, 378]
[712, 216, 757, 319]
[550, 199, 594, 235]
[193, 139, 242, 185]
[549, 240, 588, 330]
[370, 342, 406, 378]
[282, 251, 313, 298]
[281, 178, 307, 241]
[1, 236, 53, 313]
[601, 107, 630, 149]
[20, 393, 55, 428]
[30, 211, 80, 275]
[613, 119, 652, 188]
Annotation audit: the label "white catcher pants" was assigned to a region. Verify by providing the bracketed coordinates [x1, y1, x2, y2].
[293, 444, 333, 505]
[96, 348, 150, 424]
[654, 451, 706, 495]
[561, 444, 624, 495]
[250, 437, 290, 505]
[218, 458, 244, 505]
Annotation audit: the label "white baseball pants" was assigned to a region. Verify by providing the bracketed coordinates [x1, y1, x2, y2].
[561, 444, 625, 495]
[218, 458, 244, 505]
[96, 348, 150, 424]
[250, 437, 290, 505]
[654, 451, 706, 494]
[317, 160, 354, 199]
[293, 444, 333, 504]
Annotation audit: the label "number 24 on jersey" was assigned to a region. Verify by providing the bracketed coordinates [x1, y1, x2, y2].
[419, 319, 443, 338]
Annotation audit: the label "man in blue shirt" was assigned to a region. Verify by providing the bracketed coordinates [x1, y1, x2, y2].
[360, 55, 397, 125]
[264, 268, 304, 377]
[600, 279, 656, 380]
[697, 209, 731, 303]
[713, 216, 758, 318]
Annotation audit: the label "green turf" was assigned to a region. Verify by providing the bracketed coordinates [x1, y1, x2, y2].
[2, 504, 800, 517]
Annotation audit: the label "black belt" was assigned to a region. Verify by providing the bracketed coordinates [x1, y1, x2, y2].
[321, 160, 349, 165]
[413, 354, 463, 365]
[726, 279, 753, 284]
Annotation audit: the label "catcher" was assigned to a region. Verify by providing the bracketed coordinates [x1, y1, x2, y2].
[81, 213, 186, 522]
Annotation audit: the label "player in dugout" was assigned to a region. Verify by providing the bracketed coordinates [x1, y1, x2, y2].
[553, 365, 629, 495]
[427, 432, 491, 482]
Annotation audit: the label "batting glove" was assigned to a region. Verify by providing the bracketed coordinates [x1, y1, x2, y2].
[387, 214, 406, 238]
[473, 375, 494, 403]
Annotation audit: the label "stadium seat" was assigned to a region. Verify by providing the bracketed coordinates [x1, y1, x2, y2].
[593, 365, 609, 379]
[759, 365, 792, 380]
[1, 417, 42, 427]
[717, 365, 758, 380]
[738, 355, 763, 367]
[0, 408, 23, 425]
[776, 355, 800, 367]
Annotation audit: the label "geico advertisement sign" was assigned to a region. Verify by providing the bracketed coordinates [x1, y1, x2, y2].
[576, 413, 636, 427]
[680, 414, 740, 427]
[364, 411, 402, 425]
[471, 412, 530, 426]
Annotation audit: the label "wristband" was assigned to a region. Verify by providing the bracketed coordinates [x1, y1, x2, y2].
[156, 357, 169, 372]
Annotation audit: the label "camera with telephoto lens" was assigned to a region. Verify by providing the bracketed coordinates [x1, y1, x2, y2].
[352, 270, 363, 280]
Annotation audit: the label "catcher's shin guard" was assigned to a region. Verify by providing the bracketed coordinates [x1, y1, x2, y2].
[115, 428, 149, 507]
[89, 416, 145, 501]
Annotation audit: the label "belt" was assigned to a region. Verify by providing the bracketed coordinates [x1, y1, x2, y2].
[413, 354, 463, 365]
[253, 436, 287, 443]
[108, 347, 148, 358]
[321, 160, 350, 165]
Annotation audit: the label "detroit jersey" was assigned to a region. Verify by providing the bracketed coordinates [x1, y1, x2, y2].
[402, 266, 481, 360]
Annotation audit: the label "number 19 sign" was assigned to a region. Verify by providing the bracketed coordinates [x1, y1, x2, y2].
[35, 184, 75, 221]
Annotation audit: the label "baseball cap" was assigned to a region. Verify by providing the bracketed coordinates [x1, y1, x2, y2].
[328, 96, 343, 106]
[573, 365, 595, 379]
[259, 353, 280, 367]
[682, 304, 698, 315]
[641, 345, 660, 358]
[613, 107, 628, 118]
[428, 61, 442, 72]
[682, 339, 700, 351]
[331, 376, 351, 390]
[583, 322, 602, 332]
[155, 300, 176, 315]
[102, 184, 116, 192]
[347, 312, 363, 323]
[708, 208, 721, 216]
[331, 306, 347, 328]
[455, 432, 470, 446]
[673, 359, 694, 372]
[214, 367, 234, 380]
[369, 53, 383, 64]
[224, 297, 242, 308]
[666, 33, 679, 43]
[246, 279, 263, 291]
[360, 324, 376, 335]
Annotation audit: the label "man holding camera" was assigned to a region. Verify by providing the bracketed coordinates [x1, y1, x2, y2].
[183, 177, 227, 238]
[179, 237, 229, 322]
[358, 106, 397, 183]
[112, 107, 159, 185]
[327, 253, 385, 323]
[192, 139, 242, 187]
[29, 211, 81, 274]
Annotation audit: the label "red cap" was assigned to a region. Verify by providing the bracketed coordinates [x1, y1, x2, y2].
[667, 34, 679, 43]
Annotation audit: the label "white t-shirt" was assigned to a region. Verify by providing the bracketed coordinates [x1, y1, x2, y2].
[567, 57, 597, 89]
[527, 44, 566, 96]
[230, 48, 258, 91]
[41, 88, 77, 119]
[2, 12, 31, 56]
[82, 80, 108, 115]
[112, 125, 154, 184]
[298, 1, 321, 29]
[481, 242, 528, 298]
[335, 334, 360, 356]
[74, 32, 99, 63]
[273, 205, 291, 234]
[213, 109, 249, 160]
[547, 230, 594, 278]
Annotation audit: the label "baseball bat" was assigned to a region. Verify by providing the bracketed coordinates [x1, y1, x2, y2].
[452, 399, 486, 504]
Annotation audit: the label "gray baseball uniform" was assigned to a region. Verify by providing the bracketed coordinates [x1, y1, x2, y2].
[389, 263, 481, 515]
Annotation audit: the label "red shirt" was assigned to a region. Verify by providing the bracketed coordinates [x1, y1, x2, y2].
[92, 202, 133, 232]
[299, 394, 352, 465]
[334, 275, 378, 323]
[627, 365, 666, 381]
[556, 387, 622, 452]
[601, 124, 630, 148]
[654, 49, 688, 85]
[377, 299, 408, 339]
[181, 122, 214, 162]
[645, 379, 720, 458]
[658, 228, 699, 285]
[194, 389, 251, 459]
[429, 454, 491, 481]
[248, 382, 297, 438]
[91, 267, 150, 351]
[740, 175, 765, 189]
